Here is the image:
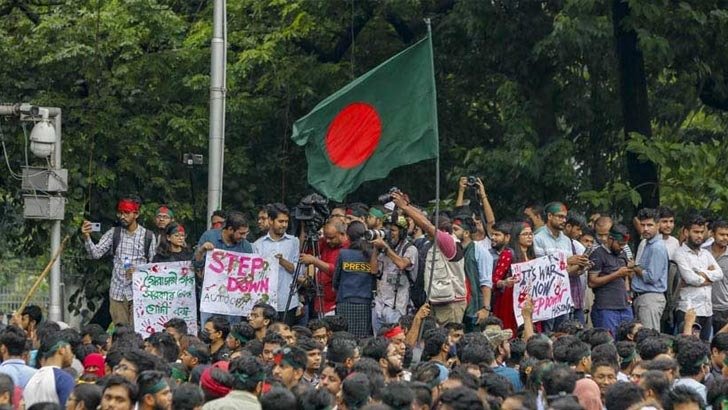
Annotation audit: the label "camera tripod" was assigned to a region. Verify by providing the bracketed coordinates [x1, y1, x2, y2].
[282, 226, 325, 324]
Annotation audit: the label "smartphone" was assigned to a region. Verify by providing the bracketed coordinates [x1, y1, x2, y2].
[90, 222, 102, 232]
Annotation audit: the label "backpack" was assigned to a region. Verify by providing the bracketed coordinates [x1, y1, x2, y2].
[108, 226, 155, 262]
[408, 238, 431, 309]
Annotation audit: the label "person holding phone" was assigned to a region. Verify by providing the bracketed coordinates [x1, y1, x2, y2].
[631, 208, 669, 330]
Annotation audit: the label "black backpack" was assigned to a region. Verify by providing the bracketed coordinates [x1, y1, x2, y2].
[408, 238, 431, 309]
[108, 226, 155, 262]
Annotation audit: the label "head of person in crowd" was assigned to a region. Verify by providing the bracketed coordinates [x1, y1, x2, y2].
[579, 228, 596, 249]
[616, 320, 643, 342]
[116, 195, 142, 231]
[210, 210, 226, 230]
[543, 202, 568, 233]
[491, 221, 512, 251]
[379, 381, 413, 410]
[523, 204, 544, 229]
[638, 369, 670, 401]
[443, 323, 465, 346]
[249, 303, 276, 339]
[323, 220, 348, 250]
[20, 304, 43, 334]
[154, 205, 175, 231]
[200, 362, 232, 401]
[0, 374, 12, 410]
[308, 319, 330, 347]
[708, 378, 728, 410]
[67, 383, 103, 410]
[594, 215, 613, 243]
[663, 385, 705, 410]
[644, 356, 679, 383]
[362, 337, 403, 381]
[590, 360, 618, 397]
[83, 352, 106, 380]
[266, 203, 290, 238]
[80, 323, 108, 349]
[408, 381, 433, 410]
[291, 326, 311, 340]
[510, 221, 535, 263]
[637, 208, 658, 240]
[114, 349, 160, 382]
[637, 336, 672, 360]
[501, 391, 537, 410]
[460, 340, 495, 377]
[434, 385, 485, 410]
[629, 360, 649, 384]
[226, 322, 255, 356]
[171, 383, 204, 410]
[711, 333, 728, 376]
[222, 211, 250, 245]
[203, 316, 230, 346]
[384, 215, 409, 247]
[163, 318, 187, 343]
[676, 339, 710, 382]
[260, 387, 297, 410]
[616, 341, 639, 375]
[485, 326, 514, 365]
[553, 335, 592, 373]
[604, 382, 645, 410]
[143, 332, 179, 364]
[228, 356, 266, 395]
[257, 205, 271, 233]
[542, 363, 578, 403]
[422, 328, 451, 364]
[328, 336, 360, 370]
[346, 203, 369, 225]
[100, 375, 138, 410]
[564, 212, 585, 240]
[136, 370, 172, 410]
[261, 332, 286, 365]
[366, 207, 385, 230]
[157, 222, 188, 255]
[339, 372, 372, 410]
[296, 336, 323, 379]
[180, 338, 211, 371]
[320, 361, 348, 397]
[269, 322, 295, 346]
[526, 334, 553, 361]
[38, 330, 74, 369]
[684, 214, 708, 250]
[329, 206, 347, 223]
[606, 224, 630, 254]
[272, 346, 307, 389]
[0, 325, 29, 361]
[657, 206, 676, 237]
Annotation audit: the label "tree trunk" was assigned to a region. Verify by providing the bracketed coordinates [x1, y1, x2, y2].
[612, 0, 659, 208]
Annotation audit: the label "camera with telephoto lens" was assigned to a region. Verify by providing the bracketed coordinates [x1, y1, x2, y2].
[386, 273, 406, 287]
[466, 176, 477, 187]
[378, 187, 401, 205]
[364, 228, 390, 242]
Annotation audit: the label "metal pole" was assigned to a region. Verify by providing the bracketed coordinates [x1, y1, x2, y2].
[207, 0, 226, 228]
[48, 108, 62, 322]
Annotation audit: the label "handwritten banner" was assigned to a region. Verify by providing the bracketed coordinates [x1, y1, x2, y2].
[199, 250, 278, 316]
[513, 252, 572, 326]
[132, 261, 198, 338]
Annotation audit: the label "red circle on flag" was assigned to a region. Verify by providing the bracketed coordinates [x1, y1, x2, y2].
[325, 102, 382, 169]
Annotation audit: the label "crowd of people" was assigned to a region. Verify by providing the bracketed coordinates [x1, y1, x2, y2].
[2, 176, 725, 410]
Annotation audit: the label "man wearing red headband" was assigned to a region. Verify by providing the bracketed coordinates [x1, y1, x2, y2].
[82, 196, 157, 326]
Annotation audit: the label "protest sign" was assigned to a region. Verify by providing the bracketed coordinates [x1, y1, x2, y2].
[512, 252, 572, 326]
[200, 249, 278, 317]
[132, 261, 198, 338]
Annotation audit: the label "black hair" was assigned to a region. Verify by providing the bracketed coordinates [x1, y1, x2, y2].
[189, 364, 210, 385]
[380, 381, 414, 410]
[342, 372, 372, 410]
[206, 315, 231, 339]
[422, 328, 448, 361]
[245, 339, 263, 357]
[351, 357, 382, 379]
[505, 392, 538, 410]
[591, 343, 619, 368]
[102, 374, 139, 404]
[327, 337, 357, 364]
[411, 361, 442, 389]
[323, 361, 350, 382]
[122, 349, 160, 374]
[266, 203, 290, 221]
[185, 337, 211, 364]
[230, 322, 256, 346]
[111, 324, 142, 348]
[229, 356, 265, 392]
[157, 222, 191, 256]
[70, 383, 102, 410]
[656, 206, 675, 220]
[542, 363, 577, 397]
[526, 335, 552, 360]
[633, 327, 660, 346]
[712, 220, 728, 232]
[292, 325, 312, 339]
[684, 214, 707, 230]
[479, 371, 513, 399]
[409, 381, 432, 408]
[566, 212, 586, 228]
[663, 385, 705, 410]
[347, 221, 375, 259]
[172, 382, 205, 410]
[137, 370, 168, 398]
[492, 221, 512, 235]
[261, 386, 297, 410]
[278, 346, 308, 370]
[0, 325, 28, 357]
[307, 319, 329, 333]
[616, 341, 638, 371]
[525, 204, 545, 221]
[676, 339, 709, 377]
[211, 209, 226, 220]
[461, 342, 495, 367]
[443, 322, 464, 333]
[297, 385, 334, 410]
[263, 332, 286, 347]
[297, 336, 323, 353]
[252, 303, 277, 326]
[640, 370, 670, 398]
[27, 404, 62, 410]
[643, 357, 678, 372]
[435, 386, 484, 410]
[510, 221, 536, 263]
[145, 332, 179, 363]
[556, 320, 584, 335]
[553, 335, 591, 366]
[637, 336, 671, 360]
[579, 327, 613, 348]
[164, 318, 188, 336]
[549, 396, 583, 410]
[711, 332, 728, 353]
[362, 337, 389, 362]
[447, 366, 479, 390]
[81, 323, 107, 344]
[616, 320, 642, 342]
[324, 316, 349, 332]
[708, 378, 728, 410]
[509, 337, 526, 367]
[21, 305, 42, 326]
[637, 208, 657, 222]
[519, 357, 539, 389]
[604, 382, 645, 410]
[224, 211, 249, 231]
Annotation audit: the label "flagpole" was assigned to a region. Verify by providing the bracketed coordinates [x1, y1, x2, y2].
[422, 17, 440, 340]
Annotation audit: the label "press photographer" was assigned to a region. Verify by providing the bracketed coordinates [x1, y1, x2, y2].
[370, 214, 419, 335]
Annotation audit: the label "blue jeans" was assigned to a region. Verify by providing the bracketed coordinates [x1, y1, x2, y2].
[591, 308, 633, 337]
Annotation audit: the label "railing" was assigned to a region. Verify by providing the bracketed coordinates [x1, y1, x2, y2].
[0, 287, 49, 318]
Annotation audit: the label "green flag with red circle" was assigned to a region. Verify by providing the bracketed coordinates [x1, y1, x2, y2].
[291, 34, 439, 202]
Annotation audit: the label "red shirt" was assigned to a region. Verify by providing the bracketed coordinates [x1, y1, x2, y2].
[314, 239, 350, 313]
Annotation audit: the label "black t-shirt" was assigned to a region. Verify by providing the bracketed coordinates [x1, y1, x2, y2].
[152, 250, 193, 263]
[589, 245, 629, 309]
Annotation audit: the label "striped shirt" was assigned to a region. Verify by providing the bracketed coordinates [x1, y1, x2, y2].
[84, 226, 156, 300]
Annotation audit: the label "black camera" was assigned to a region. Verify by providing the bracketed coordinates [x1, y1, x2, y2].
[293, 194, 329, 235]
[466, 176, 477, 187]
[364, 229, 390, 242]
[378, 187, 401, 204]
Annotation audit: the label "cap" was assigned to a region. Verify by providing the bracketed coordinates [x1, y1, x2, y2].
[483, 326, 513, 349]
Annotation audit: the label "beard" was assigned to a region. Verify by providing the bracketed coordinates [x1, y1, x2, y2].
[687, 237, 704, 250]
[386, 361, 403, 378]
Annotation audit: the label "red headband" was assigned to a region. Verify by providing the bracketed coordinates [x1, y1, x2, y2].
[383, 325, 404, 339]
[200, 367, 231, 397]
[117, 199, 140, 213]
[173, 225, 186, 235]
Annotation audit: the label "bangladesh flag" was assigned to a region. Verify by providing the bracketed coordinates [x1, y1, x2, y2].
[291, 34, 439, 202]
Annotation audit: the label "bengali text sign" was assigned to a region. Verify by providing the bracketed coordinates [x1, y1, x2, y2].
[200, 249, 278, 316]
[513, 252, 572, 326]
[132, 261, 198, 338]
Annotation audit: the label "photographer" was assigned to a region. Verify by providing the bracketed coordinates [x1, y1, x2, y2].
[371, 216, 419, 335]
[455, 176, 496, 244]
[300, 219, 350, 316]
